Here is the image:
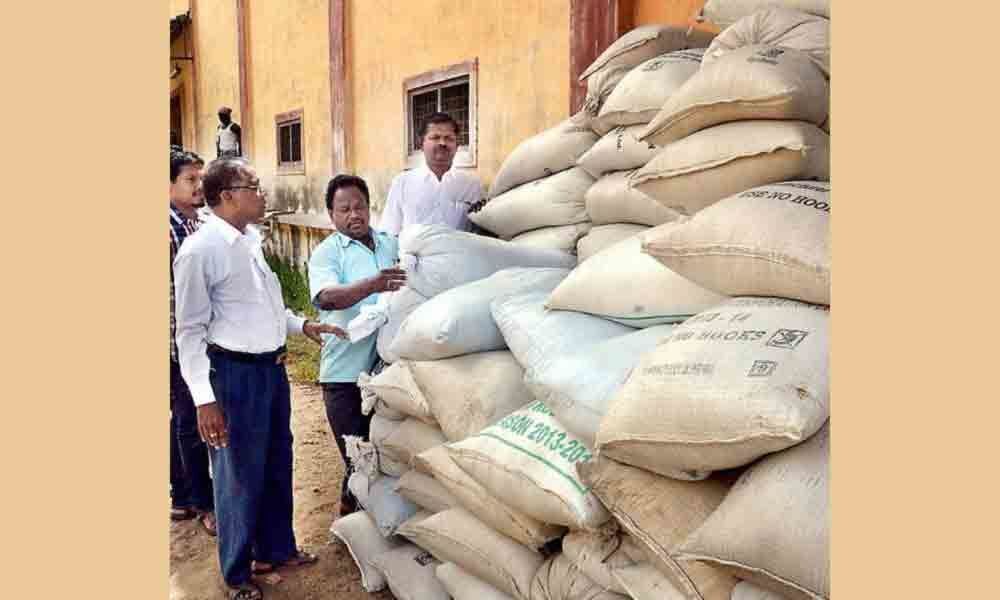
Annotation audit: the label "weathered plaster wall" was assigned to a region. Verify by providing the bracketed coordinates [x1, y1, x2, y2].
[347, 0, 572, 216]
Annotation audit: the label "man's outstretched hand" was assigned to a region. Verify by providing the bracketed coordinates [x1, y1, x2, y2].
[303, 321, 347, 345]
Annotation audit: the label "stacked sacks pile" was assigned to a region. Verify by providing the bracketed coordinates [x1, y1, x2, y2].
[575, 35, 714, 263]
[632, 5, 831, 216]
[331, 6, 830, 599]
[473, 121, 598, 253]
[575, 24, 717, 134]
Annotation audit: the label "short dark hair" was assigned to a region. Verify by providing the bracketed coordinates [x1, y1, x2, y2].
[325, 174, 370, 210]
[202, 157, 252, 207]
[170, 149, 201, 182]
[421, 112, 459, 138]
[218, 106, 232, 116]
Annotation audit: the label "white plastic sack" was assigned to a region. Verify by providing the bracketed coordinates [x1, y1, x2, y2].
[510, 223, 592, 254]
[437, 562, 516, 600]
[530, 553, 630, 600]
[578, 127, 661, 179]
[580, 25, 716, 82]
[396, 469, 459, 513]
[631, 120, 829, 216]
[399, 224, 576, 298]
[643, 181, 830, 305]
[577, 224, 649, 262]
[490, 119, 599, 198]
[562, 531, 637, 595]
[344, 435, 379, 478]
[376, 286, 428, 363]
[346, 291, 391, 342]
[577, 65, 633, 134]
[597, 49, 704, 131]
[369, 544, 450, 600]
[329, 510, 404, 592]
[732, 581, 793, 600]
[392, 267, 570, 361]
[525, 324, 675, 446]
[397, 507, 546, 600]
[585, 170, 681, 227]
[369, 414, 409, 477]
[702, 7, 829, 77]
[472, 167, 595, 240]
[546, 228, 727, 328]
[610, 562, 687, 600]
[347, 470, 419, 537]
[678, 426, 830, 600]
[701, 0, 830, 28]
[447, 400, 611, 530]
[414, 445, 564, 548]
[409, 352, 533, 442]
[492, 292, 635, 376]
[369, 414, 403, 448]
[597, 297, 829, 478]
[400, 508, 433, 529]
[578, 455, 737, 600]
[359, 360, 437, 425]
[641, 46, 829, 146]
[381, 418, 447, 469]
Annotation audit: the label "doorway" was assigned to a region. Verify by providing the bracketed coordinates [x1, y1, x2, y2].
[170, 93, 183, 147]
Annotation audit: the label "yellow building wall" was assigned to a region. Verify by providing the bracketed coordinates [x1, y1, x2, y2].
[169, 0, 189, 19]
[245, 0, 333, 217]
[347, 0, 571, 215]
[631, 0, 719, 33]
[190, 1, 240, 162]
[170, 33, 197, 149]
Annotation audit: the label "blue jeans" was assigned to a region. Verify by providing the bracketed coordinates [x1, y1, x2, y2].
[171, 360, 214, 512]
[208, 350, 298, 587]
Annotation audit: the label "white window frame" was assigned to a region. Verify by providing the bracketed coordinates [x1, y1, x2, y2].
[275, 109, 305, 175]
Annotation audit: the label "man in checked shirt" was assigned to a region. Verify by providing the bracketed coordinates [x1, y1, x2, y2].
[169, 148, 217, 536]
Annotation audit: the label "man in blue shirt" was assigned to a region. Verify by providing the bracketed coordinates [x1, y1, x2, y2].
[308, 174, 407, 516]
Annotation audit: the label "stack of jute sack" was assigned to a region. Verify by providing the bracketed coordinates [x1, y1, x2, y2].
[330, 2, 830, 599]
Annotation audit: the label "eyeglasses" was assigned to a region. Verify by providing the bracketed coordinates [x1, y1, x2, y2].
[223, 184, 265, 195]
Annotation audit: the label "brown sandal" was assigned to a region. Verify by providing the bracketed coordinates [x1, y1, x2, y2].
[171, 506, 198, 521]
[196, 511, 218, 537]
[224, 582, 263, 600]
[251, 549, 317, 575]
[280, 549, 319, 569]
[250, 561, 275, 575]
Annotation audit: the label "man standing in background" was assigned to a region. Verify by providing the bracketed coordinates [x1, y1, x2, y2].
[216, 106, 243, 159]
[169, 148, 216, 536]
[379, 112, 481, 235]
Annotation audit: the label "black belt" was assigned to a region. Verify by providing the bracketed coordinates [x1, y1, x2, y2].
[207, 344, 287, 364]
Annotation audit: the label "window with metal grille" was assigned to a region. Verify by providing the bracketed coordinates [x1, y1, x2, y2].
[404, 60, 477, 168]
[275, 109, 304, 174]
[409, 79, 470, 152]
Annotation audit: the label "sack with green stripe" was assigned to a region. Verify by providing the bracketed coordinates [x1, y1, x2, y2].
[446, 400, 611, 530]
[546, 225, 727, 328]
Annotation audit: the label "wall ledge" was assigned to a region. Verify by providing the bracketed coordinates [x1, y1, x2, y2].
[276, 212, 336, 230]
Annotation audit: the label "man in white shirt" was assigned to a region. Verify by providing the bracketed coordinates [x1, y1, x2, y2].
[215, 106, 242, 159]
[174, 157, 344, 600]
[379, 112, 482, 235]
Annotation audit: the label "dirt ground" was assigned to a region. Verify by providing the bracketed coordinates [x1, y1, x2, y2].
[169, 383, 393, 600]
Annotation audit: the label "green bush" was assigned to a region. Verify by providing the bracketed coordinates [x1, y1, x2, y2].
[265, 253, 320, 385]
[265, 253, 317, 318]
